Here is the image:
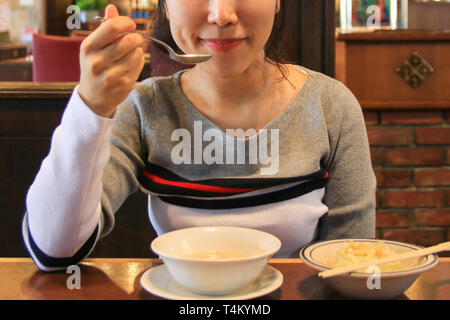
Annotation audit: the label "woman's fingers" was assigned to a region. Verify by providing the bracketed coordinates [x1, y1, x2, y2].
[77, 4, 146, 118]
[104, 4, 119, 19]
[82, 16, 136, 53]
[102, 33, 146, 63]
[106, 46, 145, 81]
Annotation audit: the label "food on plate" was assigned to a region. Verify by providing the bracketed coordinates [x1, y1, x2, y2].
[332, 241, 419, 273]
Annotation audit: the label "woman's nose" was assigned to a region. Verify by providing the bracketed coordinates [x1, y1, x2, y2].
[207, 0, 238, 27]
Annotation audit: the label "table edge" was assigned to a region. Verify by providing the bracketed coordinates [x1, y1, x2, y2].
[1, 257, 449, 263]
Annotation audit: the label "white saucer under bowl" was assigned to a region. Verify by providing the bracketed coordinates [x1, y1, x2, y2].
[140, 264, 283, 300]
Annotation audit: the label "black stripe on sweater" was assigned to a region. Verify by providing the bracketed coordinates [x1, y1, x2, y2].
[159, 178, 327, 210]
[27, 223, 98, 270]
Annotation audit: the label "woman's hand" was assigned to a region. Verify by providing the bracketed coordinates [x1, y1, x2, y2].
[77, 5, 146, 118]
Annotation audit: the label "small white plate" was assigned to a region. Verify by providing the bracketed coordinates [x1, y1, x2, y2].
[140, 264, 283, 300]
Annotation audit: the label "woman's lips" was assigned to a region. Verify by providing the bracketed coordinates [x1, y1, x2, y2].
[202, 38, 244, 52]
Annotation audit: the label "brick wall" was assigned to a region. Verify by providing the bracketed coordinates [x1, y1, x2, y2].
[364, 110, 450, 252]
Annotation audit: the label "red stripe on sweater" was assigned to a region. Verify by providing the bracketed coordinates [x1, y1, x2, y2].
[143, 171, 257, 193]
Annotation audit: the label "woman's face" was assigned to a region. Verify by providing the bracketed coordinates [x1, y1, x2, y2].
[164, 0, 280, 76]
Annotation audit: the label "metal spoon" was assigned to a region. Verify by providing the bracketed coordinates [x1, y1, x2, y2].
[94, 16, 212, 65]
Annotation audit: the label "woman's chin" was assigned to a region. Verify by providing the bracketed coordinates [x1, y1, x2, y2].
[199, 59, 252, 78]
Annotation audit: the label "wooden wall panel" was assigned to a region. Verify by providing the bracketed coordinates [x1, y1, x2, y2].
[336, 31, 450, 109]
[345, 42, 450, 102]
[293, 0, 335, 77]
[45, 0, 74, 36]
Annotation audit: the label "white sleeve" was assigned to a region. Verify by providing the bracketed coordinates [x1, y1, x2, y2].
[22, 86, 115, 271]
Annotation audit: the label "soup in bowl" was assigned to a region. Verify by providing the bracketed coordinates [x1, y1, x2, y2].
[151, 226, 281, 295]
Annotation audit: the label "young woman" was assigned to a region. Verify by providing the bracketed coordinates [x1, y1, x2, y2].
[23, 1, 376, 271]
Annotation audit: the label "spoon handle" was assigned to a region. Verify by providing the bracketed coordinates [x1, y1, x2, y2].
[318, 241, 450, 279]
[127, 31, 173, 52]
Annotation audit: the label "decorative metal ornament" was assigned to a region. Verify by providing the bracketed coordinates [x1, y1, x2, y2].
[396, 51, 434, 89]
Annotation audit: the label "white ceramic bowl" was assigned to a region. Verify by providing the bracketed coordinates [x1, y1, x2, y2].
[151, 226, 281, 296]
[300, 239, 439, 299]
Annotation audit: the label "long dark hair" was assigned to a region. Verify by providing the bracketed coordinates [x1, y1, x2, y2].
[150, 0, 294, 81]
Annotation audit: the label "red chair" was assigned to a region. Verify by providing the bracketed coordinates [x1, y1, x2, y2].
[32, 34, 85, 82]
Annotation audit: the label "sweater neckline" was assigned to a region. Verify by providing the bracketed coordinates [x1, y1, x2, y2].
[173, 65, 314, 141]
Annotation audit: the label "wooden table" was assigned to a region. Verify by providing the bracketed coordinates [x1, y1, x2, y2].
[0, 258, 448, 300]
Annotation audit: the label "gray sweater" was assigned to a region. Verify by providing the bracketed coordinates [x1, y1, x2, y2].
[23, 66, 376, 270]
